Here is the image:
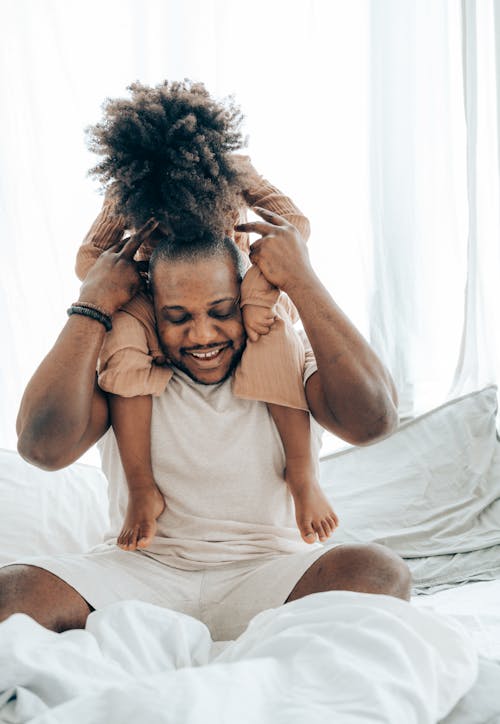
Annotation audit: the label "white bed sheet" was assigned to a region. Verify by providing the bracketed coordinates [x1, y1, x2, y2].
[0, 590, 478, 724]
[414, 580, 500, 661]
[414, 581, 500, 723]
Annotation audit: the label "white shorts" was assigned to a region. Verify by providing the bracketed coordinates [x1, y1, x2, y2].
[10, 545, 331, 640]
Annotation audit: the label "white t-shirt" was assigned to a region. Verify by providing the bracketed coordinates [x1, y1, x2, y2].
[98, 353, 323, 570]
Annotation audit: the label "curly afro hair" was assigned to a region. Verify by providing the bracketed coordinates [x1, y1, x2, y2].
[86, 79, 248, 241]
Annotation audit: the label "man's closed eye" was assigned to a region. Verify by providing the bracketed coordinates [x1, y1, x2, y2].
[167, 310, 235, 325]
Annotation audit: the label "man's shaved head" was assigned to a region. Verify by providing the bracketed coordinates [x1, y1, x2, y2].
[149, 234, 247, 293]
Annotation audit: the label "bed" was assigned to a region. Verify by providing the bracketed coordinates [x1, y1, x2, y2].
[1, 387, 499, 723]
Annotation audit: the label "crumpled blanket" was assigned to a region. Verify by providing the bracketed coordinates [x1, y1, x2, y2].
[0, 591, 477, 724]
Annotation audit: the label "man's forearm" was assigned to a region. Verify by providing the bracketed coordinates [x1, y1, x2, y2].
[17, 225, 158, 469]
[230, 205, 398, 443]
[16, 315, 109, 469]
[288, 271, 399, 444]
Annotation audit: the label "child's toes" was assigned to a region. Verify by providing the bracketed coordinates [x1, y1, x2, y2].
[328, 511, 339, 529]
[129, 526, 142, 550]
[321, 520, 333, 539]
[121, 526, 139, 551]
[329, 513, 339, 529]
[117, 530, 130, 550]
[137, 521, 155, 548]
[300, 523, 317, 544]
[314, 522, 328, 542]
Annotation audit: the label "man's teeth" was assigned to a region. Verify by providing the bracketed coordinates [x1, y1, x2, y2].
[190, 348, 223, 359]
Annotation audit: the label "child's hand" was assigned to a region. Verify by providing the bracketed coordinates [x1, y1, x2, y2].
[242, 304, 276, 342]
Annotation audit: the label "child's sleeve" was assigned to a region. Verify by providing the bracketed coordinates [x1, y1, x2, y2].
[98, 308, 172, 398]
[233, 159, 310, 409]
[240, 266, 280, 310]
[237, 157, 309, 315]
[233, 310, 308, 411]
[240, 157, 311, 242]
[75, 192, 127, 281]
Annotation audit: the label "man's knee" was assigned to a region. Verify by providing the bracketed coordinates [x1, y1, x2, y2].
[0, 564, 92, 632]
[349, 543, 412, 600]
[286, 542, 412, 603]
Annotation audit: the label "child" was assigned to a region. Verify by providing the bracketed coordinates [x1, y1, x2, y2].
[78, 80, 338, 550]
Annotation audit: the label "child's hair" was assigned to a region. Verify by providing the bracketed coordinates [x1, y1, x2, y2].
[86, 79, 248, 241]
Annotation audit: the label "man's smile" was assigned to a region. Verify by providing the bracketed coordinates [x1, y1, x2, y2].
[183, 343, 232, 369]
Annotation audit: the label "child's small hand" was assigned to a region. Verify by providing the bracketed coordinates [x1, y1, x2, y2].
[242, 304, 276, 343]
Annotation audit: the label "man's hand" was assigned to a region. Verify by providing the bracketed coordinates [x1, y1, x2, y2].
[242, 303, 276, 343]
[235, 208, 314, 294]
[239, 207, 399, 445]
[78, 219, 159, 314]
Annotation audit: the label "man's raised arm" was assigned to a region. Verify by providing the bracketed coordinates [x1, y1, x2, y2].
[17, 223, 157, 470]
[235, 209, 399, 445]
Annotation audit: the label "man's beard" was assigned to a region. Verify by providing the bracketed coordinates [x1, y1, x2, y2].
[164, 342, 246, 385]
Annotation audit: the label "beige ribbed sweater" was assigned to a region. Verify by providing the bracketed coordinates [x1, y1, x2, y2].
[76, 161, 311, 410]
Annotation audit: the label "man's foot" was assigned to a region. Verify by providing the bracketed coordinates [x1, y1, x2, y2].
[117, 485, 165, 551]
[286, 466, 339, 544]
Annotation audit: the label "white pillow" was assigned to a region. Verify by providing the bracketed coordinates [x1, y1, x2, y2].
[320, 386, 500, 559]
[0, 448, 109, 565]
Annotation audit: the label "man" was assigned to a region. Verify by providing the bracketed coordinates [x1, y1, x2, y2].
[2, 209, 409, 639]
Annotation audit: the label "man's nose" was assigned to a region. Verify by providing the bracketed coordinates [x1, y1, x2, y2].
[187, 315, 219, 345]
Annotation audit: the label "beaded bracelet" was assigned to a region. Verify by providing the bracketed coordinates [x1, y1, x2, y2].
[67, 304, 112, 332]
[72, 301, 113, 318]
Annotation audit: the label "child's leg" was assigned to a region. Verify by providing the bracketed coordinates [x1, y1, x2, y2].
[268, 403, 339, 545]
[109, 394, 165, 551]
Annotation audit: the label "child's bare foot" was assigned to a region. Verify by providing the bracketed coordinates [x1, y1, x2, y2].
[117, 484, 165, 551]
[286, 464, 339, 544]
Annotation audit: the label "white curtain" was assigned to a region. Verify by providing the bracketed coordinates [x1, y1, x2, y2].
[1, 0, 499, 462]
[366, 0, 500, 415]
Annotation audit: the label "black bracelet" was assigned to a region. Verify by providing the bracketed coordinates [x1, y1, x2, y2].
[67, 305, 113, 332]
[72, 301, 113, 317]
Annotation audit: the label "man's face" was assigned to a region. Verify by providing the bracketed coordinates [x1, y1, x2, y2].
[152, 255, 246, 385]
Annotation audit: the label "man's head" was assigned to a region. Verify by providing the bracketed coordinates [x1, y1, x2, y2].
[149, 235, 248, 385]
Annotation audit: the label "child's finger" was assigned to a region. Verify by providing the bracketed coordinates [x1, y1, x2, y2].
[250, 313, 275, 326]
[247, 329, 260, 343]
[252, 323, 272, 335]
[260, 314, 276, 325]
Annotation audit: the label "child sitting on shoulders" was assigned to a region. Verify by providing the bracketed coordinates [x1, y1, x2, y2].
[76, 80, 338, 551]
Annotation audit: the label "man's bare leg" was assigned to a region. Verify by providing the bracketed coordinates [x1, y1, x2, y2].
[285, 543, 411, 603]
[0, 565, 93, 632]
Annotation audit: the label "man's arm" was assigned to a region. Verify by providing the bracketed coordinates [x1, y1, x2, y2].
[235, 208, 398, 445]
[17, 222, 158, 470]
